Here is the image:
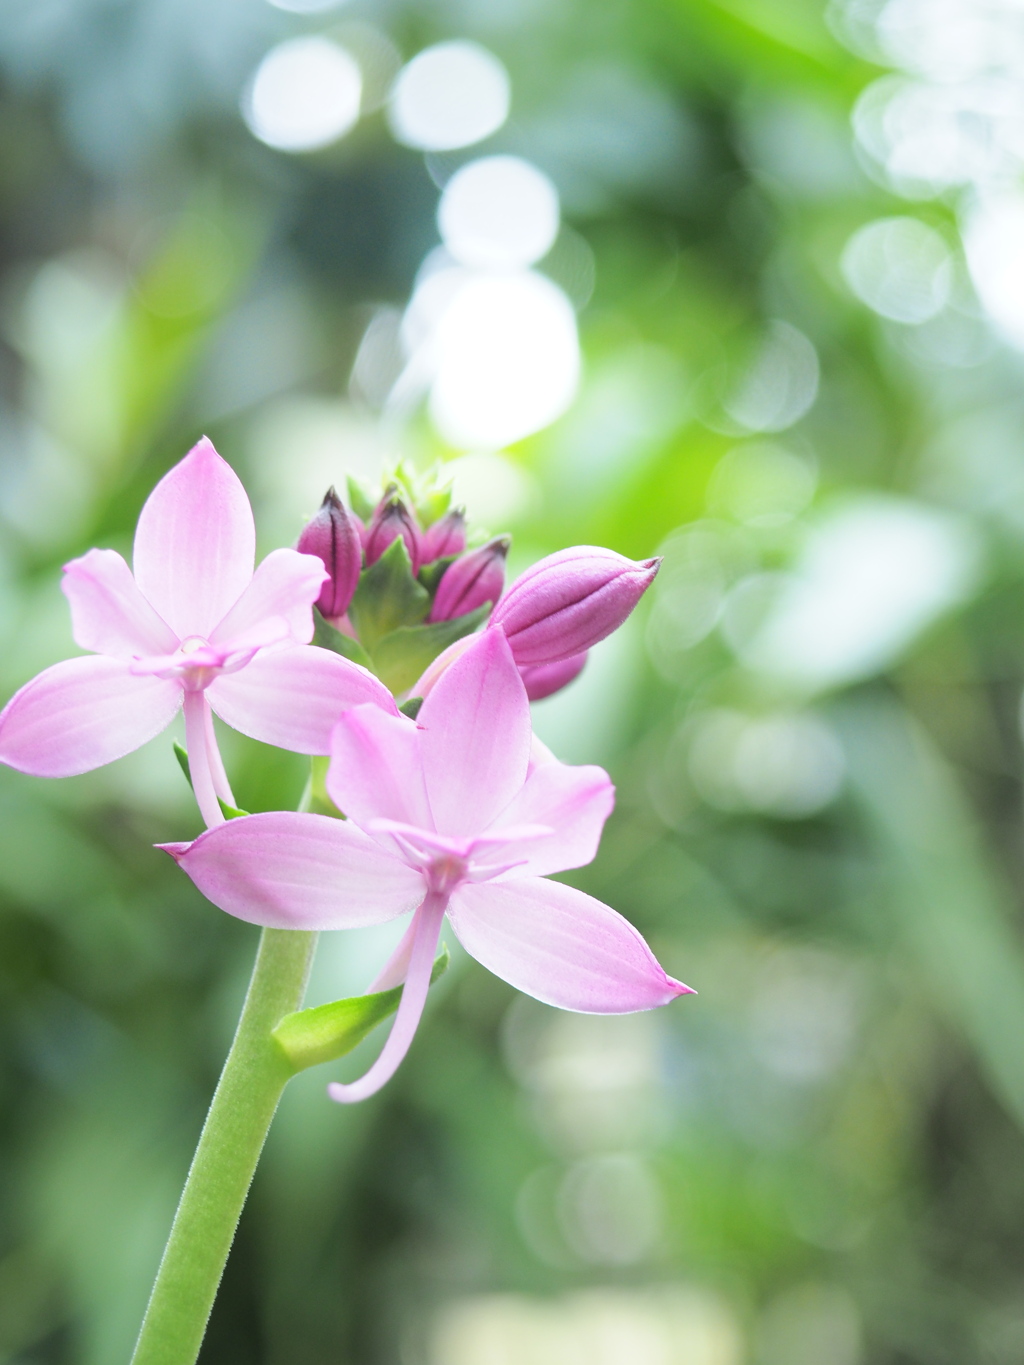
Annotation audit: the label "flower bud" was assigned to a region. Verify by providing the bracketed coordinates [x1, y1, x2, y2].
[420, 508, 467, 564]
[519, 651, 587, 701]
[490, 546, 660, 665]
[429, 536, 510, 622]
[364, 488, 422, 573]
[296, 487, 362, 620]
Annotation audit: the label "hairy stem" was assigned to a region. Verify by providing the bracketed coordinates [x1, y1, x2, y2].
[130, 927, 317, 1365]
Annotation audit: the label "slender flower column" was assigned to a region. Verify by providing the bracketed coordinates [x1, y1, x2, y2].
[130, 928, 317, 1365]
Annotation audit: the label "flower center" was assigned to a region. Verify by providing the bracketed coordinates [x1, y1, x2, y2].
[426, 853, 468, 897]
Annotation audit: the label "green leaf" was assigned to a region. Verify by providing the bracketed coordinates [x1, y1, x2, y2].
[174, 742, 249, 818]
[348, 537, 430, 653]
[312, 609, 374, 671]
[399, 697, 423, 720]
[346, 474, 377, 522]
[272, 947, 451, 1073]
[418, 555, 457, 595]
[371, 608, 489, 694]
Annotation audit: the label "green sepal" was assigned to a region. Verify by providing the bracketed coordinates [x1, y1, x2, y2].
[312, 609, 374, 671]
[346, 475, 376, 523]
[418, 555, 457, 595]
[174, 742, 251, 813]
[348, 537, 430, 653]
[298, 755, 344, 819]
[272, 946, 451, 1073]
[413, 482, 452, 529]
[174, 740, 192, 789]
[400, 697, 424, 720]
[173, 742, 249, 819]
[371, 607, 490, 694]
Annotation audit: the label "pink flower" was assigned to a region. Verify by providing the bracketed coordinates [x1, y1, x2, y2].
[296, 487, 363, 622]
[164, 629, 692, 1102]
[0, 438, 395, 828]
[428, 536, 509, 623]
[490, 546, 660, 665]
[364, 490, 422, 573]
[519, 651, 588, 700]
[420, 508, 467, 564]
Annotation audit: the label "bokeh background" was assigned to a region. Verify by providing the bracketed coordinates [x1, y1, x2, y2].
[2, 0, 1024, 1361]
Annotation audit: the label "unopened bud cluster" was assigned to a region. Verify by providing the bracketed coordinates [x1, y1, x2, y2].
[298, 468, 659, 702]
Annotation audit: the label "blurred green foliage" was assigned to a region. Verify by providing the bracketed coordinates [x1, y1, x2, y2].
[1, 1, 1024, 1364]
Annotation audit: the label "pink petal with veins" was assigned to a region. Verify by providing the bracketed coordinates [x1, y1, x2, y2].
[163, 811, 424, 929]
[484, 761, 614, 878]
[417, 628, 530, 837]
[207, 645, 396, 755]
[62, 548, 177, 658]
[133, 437, 255, 639]
[211, 547, 327, 648]
[328, 704, 431, 837]
[0, 655, 181, 777]
[448, 878, 694, 1012]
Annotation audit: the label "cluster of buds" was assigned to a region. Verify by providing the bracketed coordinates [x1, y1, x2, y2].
[296, 471, 660, 702]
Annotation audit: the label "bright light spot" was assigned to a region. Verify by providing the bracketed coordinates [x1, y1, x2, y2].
[430, 271, 579, 448]
[750, 950, 861, 1082]
[266, 0, 345, 12]
[687, 709, 845, 817]
[243, 38, 362, 153]
[389, 41, 510, 151]
[758, 1283, 861, 1365]
[430, 1288, 743, 1365]
[438, 156, 560, 269]
[444, 452, 534, 525]
[723, 321, 819, 433]
[735, 495, 981, 692]
[841, 216, 952, 323]
[708, 442, 817, 526]
[963, 193, 1024, 351]
[557, 1154, 661, 1265]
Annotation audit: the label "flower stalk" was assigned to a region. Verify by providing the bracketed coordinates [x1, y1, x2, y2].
[130, 927, 317, 1365]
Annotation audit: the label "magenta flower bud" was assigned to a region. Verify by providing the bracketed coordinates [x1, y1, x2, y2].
[364, 490, 422, 573]
[296, 487, 363, 620]
[429, 536, 510, 622]
[519, 651, 588, 701]
[491, 546, 661, 666]
[420, 508, 467, 564]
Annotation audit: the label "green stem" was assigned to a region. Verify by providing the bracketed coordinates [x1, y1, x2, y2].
[130, 927, 317, 1365]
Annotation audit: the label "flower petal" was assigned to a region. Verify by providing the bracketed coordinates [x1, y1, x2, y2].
[132, 437, 255, 639]
[483, 761, 615, 878]
[448, 878, 693, 1012]
[62, 549, 178, 658]
[207, 645, 396, 755]
[163, 811, 424, 929]
[211, 547, 327, 648]
[0, 656, 181, 777]
[417, 628, 530, 837]
[328, 890, 445, 1104]
[327, 704, 432, 834]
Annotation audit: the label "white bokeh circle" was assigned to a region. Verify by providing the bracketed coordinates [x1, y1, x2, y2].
[244, 38, 362, 153]
[438, 156, 560, 268]
[389, 41, 510, 151]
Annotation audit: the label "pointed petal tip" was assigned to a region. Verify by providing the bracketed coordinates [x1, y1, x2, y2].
[156, 841, 191, 861]
[669, 977, 697, 997]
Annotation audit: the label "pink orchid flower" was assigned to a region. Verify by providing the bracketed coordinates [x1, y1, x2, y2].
[0, 438, 396, 828]
[164, 629, 692, 1103]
